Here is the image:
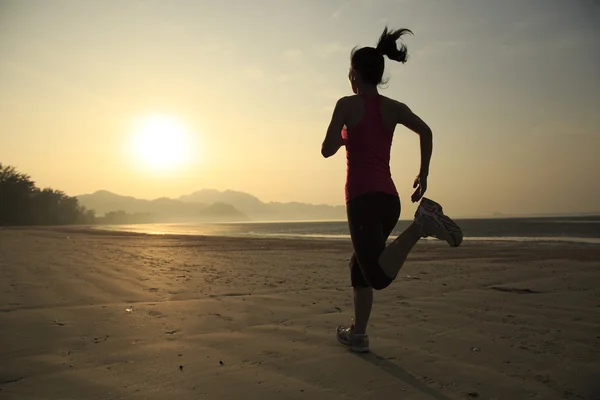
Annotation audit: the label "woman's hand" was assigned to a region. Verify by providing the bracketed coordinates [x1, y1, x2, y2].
[411, 174, 428, 203]
[341, 126, 348, 146]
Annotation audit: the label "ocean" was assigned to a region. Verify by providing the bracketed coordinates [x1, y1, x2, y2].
[95, 215, 600, 244]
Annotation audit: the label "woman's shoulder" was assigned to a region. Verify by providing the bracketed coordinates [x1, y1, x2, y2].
[379, 95, 404, 106]
[337, 94, 361, 102]
[336, 95, 363, 108]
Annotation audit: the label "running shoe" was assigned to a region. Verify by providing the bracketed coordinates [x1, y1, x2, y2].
[336, 325, 370, 353]
[415, 198, 463, 247]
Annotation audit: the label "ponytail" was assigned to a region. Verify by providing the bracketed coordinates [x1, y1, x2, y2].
[376, 27, 413, 63]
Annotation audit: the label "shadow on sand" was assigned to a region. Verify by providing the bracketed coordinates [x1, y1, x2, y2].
[354, 351, 454, 400]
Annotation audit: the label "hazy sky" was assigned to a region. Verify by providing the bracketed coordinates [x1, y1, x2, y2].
[1, 0, 599, 217]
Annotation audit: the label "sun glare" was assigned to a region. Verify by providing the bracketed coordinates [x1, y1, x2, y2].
[130, 114, 191, 170]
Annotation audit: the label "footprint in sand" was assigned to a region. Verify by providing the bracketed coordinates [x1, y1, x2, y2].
[148, 310, 164, 318]
[209, 313, 234, 321]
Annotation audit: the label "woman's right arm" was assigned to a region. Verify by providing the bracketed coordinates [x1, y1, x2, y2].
[321, 98, 348, 158]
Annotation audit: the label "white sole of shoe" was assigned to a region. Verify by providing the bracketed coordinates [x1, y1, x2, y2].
[422, 214, 462, 247]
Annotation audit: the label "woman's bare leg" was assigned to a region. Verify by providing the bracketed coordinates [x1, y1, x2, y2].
[352, 286, 373, 335]
[378, 222, 422, 279]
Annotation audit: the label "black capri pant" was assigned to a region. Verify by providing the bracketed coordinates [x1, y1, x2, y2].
[347, 191, 401, 290]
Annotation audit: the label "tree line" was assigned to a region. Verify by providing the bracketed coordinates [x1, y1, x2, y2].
[0, 163, 96, 226]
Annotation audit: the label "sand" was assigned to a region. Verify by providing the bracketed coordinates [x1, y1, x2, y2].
[1, 228, 599, 400]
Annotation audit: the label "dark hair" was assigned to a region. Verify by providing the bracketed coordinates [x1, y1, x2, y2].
[350, 27, 413, 85]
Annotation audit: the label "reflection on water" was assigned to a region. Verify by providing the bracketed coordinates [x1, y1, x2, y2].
[93, 217, 600, 245]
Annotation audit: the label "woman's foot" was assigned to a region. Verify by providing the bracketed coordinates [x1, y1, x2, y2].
[415, 198, 463, 247]
[336, 325, 370, 353]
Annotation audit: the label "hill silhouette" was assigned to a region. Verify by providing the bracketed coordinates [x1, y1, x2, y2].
[177, 189, 348, 221]
[76, 190, 247, 223]
[78, 189, 346, 222]
[179, 189, 271, 217]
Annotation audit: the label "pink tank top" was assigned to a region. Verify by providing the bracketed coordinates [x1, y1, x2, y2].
[344, 94, 398, 203]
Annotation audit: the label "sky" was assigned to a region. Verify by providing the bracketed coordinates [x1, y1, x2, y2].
[1, 0, 599, 217]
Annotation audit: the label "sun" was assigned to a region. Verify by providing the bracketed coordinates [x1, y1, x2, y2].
[130, 114, 191, 170]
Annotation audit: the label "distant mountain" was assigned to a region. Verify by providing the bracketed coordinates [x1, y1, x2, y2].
[179, 189, 346, 221]
[77, 190, 247, 222]
[199, 202, 248, 222]
[179, 189, 272, 217]
[77, 190, 150, 215]
[77, 189, 347, 223]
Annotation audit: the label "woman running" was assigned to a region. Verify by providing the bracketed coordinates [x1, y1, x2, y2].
[321, 27, 463, 353]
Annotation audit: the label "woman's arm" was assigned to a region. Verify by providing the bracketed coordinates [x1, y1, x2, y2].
[396, 102, 433, 176]
[321, 98, 347, 158]
[396, 101, 433, 202]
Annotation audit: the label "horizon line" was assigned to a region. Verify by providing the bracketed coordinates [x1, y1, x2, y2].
[76, 190, 600, 221]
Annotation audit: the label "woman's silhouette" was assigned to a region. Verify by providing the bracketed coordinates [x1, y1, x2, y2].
[321, 27, 463, 353]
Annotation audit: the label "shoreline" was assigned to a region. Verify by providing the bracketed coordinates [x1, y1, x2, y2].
[3, 224, 600, 246]
[75, 224, 600, 246]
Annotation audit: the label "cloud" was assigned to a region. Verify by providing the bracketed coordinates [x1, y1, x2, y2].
[243, 67, 264, 80]
[275, 74, 291, 83]
[331, 0, 351, 19]
[313, 42, 348, 58]
[1, 59, 112, 109]
[282, 49, 304, 62]
[332, 0, 398, 19]
[415, 40, 465, 58]
[197, 41, 221, 53]
[320, 88, 345, 103]
[195, 39, 236, 57]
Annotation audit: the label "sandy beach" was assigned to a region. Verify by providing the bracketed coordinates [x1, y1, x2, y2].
[1, 228, 599, 400]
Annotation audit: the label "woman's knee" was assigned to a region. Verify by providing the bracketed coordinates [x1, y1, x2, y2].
[371, 275, 393, 290]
